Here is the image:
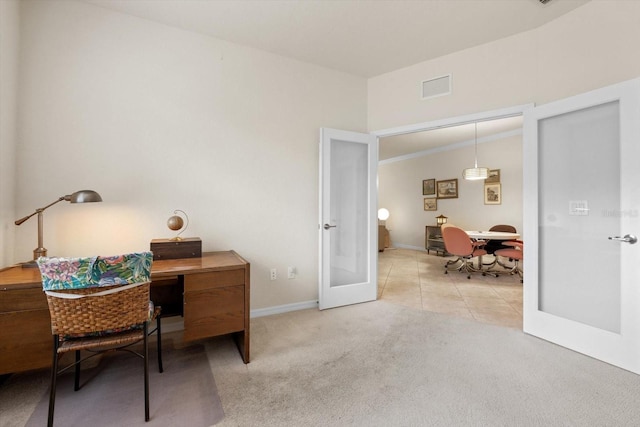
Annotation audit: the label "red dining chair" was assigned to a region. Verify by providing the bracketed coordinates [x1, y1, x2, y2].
[495, 240, 523, 282]
[483, 224, 517, 255]
[442, 225, 487, 279]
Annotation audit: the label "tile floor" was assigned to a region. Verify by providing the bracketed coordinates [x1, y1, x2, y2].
[378, 248, 523, 329]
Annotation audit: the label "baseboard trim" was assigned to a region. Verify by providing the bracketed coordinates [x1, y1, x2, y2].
[251, 300, 319, 318]
[392, 243, 426, 251]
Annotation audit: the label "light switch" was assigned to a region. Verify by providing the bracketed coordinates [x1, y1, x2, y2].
[569, 200, 589, 216]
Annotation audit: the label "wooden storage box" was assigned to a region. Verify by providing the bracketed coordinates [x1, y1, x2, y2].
[150, 237, 202, 260]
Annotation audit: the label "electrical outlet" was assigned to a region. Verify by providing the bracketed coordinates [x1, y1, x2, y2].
[287, 266, 296, 279]
[270, 268, 277, 280]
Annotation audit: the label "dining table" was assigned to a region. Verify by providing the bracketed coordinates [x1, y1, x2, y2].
[465, 230, 520, 241]
[465, 230, 521, 272]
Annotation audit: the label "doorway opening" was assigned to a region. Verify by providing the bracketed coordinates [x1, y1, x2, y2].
[372, 104, 532, 328]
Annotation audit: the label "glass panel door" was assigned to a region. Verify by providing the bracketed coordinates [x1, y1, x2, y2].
[538, 101, 620, 332]
[329, 139, 369, 286]
[523, 78, 640, 373]
[319, 128, 378, 310]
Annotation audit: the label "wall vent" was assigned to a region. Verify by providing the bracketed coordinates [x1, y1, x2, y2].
[421, 74, 451, 100]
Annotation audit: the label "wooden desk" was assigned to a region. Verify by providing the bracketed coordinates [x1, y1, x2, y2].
[0, 251, 250, 375]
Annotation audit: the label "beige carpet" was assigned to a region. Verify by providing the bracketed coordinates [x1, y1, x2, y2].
[210, 301, 640, 426]
[3, 300, 640, 426]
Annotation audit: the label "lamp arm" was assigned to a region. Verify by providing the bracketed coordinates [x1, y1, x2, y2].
[14, 196, 67, 226]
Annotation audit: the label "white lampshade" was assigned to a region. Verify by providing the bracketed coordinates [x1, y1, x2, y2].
[462, 122, 489, 181]
[462, 167, 489, 180]
[378, 208, 390, 221]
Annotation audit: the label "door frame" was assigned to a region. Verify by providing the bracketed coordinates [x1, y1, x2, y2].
[371, 104, 533, 139]
[371, 103, 533, 312]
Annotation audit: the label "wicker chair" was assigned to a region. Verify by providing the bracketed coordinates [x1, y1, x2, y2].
[37, 252, 162, 427]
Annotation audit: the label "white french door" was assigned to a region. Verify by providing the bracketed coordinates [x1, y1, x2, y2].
[523, 77, 640, 373]
[319, 128, 378, 310]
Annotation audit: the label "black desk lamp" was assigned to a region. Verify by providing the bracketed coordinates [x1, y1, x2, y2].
[14, 190, 102, 266]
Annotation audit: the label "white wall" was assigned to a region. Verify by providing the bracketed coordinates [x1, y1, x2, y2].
[0, 0, 19, 268]
[12, 0, 367, 310]
[368, 0, 640, 131]
[371, 0, 640, 252]
[8, 0, 640, 312]
[379, 135, 522, 249]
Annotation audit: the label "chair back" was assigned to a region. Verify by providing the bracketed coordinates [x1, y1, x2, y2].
[489, 224, 516, 233]
[485, 225, 517, 254]
[442, 226, 474, 256]
[37, 252, 153, 337]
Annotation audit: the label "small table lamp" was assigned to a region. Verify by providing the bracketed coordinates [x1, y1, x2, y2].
[436, 214, 448, 226]
[377, 208, 390, 225]
[14, 190, 102, 265]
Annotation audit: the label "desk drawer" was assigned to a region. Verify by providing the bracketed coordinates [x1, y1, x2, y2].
[0, 288, 48, 312]
[183, 285, 244, 341]
[0, 309, 52, 374]
[184, 269, 244, 292]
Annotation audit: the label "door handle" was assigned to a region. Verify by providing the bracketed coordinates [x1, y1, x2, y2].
[323, 224, 337, 230]
[608, 234, 638, 244]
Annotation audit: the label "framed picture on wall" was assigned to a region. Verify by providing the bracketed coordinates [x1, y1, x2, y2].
[422, 179, 436, 196]
[424, 198, 437, 211]
[436, 179, 458, 199]
[485, 169, 500, 183]
[484, 183, 501, 205]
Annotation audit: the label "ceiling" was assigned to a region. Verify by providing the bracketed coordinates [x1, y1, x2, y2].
[83, 0, 591, 78]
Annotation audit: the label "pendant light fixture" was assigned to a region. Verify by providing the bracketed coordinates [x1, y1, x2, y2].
[462, 122, 489, 180]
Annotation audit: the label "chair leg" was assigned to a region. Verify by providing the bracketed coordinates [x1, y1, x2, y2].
[461, 261, 471, 279]
[514, 260, 523, 282]
[446, 256, 482, 279]
[144, 322, 150, 422]
[74, 350, 81, 391]
[496, 256, 523, 281]
[48, 336, 59, 427]
[156, 315, 163, 373]
[444, 257, 463, 274]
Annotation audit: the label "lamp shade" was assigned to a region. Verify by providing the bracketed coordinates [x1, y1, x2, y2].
[14, 189, 103, 265]
[462, 122, 489, 181]
[378, 208, 390, 221]
[68, 190, 102, 203]
[462, 167, 489, 180]
[436, 214, 448, 225]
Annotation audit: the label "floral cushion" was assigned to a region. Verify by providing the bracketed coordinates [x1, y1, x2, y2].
[38, 252, 153, 290]
[36, 256, 96, 290]
[90, 252, 152, 286]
